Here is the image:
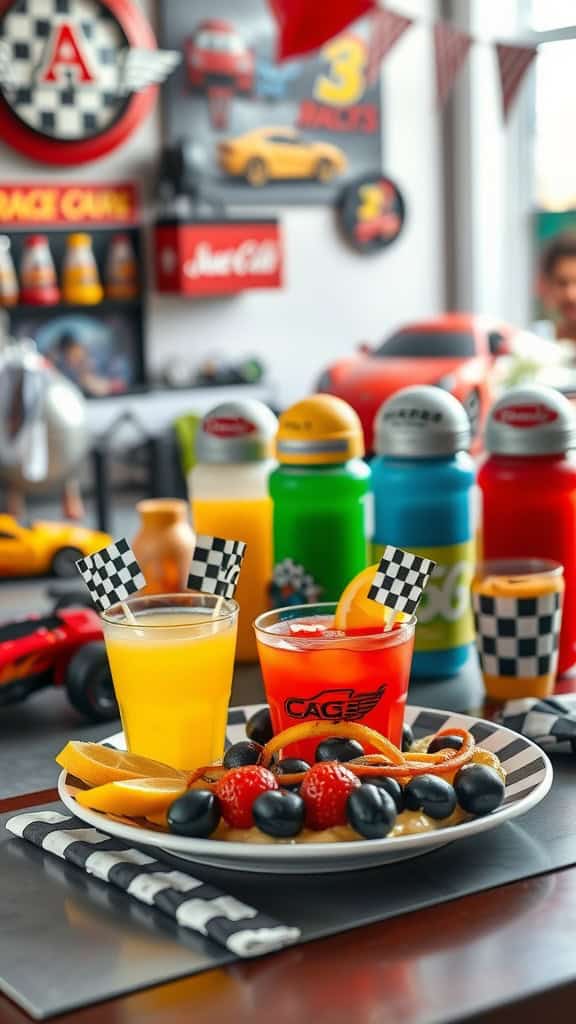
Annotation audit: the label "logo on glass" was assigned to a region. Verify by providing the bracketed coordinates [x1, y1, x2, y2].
[284, 685, 386, 722]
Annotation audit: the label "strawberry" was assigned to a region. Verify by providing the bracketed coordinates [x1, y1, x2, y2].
[300, 762, 361, 830]
[216, 765, 278, 829]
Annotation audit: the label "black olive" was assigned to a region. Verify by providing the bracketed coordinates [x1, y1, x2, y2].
[252, 791, 305, 838]
[427, 734, 463, 754]
[404, 774, 457, 820]
[347, 785, 397, 839]
[454, 764, 505, 816]
[223, 740, 263, 769]
[246, 706, 273, 745]
[361, 775, 404, 812]
[168, 789, 220, 838]
[275, 757, 311, 791]
[402, 724, 415, 752]
[315, 738, 364, 763]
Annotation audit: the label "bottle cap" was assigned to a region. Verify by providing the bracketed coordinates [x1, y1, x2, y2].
[374, 386, 471, 457]
[276, 393, 364, 465]
[484, 385, 576, 455]
[196, 399, 278, 463]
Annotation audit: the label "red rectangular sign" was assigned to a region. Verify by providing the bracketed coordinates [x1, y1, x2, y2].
[154, 219, 283, 296]
[0, 183, 139, 226]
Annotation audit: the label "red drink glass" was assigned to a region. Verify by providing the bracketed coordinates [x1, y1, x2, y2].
[254, 602, 416, 763]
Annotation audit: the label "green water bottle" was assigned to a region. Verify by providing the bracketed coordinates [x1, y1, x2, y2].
[269, 394, 371, 605]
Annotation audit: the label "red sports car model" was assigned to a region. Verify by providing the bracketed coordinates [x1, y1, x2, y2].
[185, 19, 254, 94]
[317, 314, 515, 452]
[0, 607, 116, 721]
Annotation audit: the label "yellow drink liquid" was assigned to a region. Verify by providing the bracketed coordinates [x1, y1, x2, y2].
[104, 610, 238, 771]
[472, 565, 564, 701]
[192, 497, 273, 661]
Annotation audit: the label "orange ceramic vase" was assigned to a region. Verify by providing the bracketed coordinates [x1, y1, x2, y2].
[132, 499, 196, 595]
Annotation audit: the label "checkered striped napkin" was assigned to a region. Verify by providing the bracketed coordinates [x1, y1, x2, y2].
[497, 696, 576, 753]
[5, 811, 300, 958]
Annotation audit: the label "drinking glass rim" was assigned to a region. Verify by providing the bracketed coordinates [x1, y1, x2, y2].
[474, 559, 563, 580]
[101, 593, 239, 629]
[254, 602, 417, 643]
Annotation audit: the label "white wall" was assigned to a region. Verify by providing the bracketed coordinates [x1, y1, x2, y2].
[0, 0, 443, 408]
[451, 0, 534, 326]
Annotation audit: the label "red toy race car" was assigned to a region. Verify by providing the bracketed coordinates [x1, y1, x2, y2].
[185, 19, 254, 94]
[317, 314, 516, 453]
[0, 607, 117, 722]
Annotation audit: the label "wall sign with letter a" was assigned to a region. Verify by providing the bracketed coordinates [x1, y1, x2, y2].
[0, 0, 180, 165]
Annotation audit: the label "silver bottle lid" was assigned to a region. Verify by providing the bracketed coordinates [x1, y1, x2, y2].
[196, 399, 278, 464]
[484, 386, 576, 456]
[374, 386, 471, 458]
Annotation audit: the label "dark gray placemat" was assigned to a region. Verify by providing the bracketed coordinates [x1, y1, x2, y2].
[1, 753, 575, 1021]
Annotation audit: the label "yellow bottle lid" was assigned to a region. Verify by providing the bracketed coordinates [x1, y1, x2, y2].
[276, 393, 365, 465]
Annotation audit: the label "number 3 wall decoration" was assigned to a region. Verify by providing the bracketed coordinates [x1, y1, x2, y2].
[0, 0, 180, 164]
[159, 0, 382, 206]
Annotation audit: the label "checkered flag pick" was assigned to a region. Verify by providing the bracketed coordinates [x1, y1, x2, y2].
[497, 696, 576, 755]
[368, 545, 436, 616]
[188, 535, 247, 600]
[75, 539, 146, 612]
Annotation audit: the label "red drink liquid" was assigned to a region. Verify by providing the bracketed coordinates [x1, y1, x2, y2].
[255, 605, 416, 763]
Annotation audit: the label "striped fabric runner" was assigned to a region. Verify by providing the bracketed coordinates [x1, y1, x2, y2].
[6, 810, 301, 958]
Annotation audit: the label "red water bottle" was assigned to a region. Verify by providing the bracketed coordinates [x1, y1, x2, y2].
[478, 386, 576, 675]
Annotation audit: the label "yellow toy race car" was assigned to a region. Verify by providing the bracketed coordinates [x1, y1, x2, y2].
[0, 515, 111, 578]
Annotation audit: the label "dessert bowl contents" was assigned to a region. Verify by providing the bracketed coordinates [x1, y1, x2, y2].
[58, 707, 507, 846]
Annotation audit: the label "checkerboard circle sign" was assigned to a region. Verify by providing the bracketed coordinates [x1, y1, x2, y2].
[0, 0, 165, 164]
[472, 590, 563, 680]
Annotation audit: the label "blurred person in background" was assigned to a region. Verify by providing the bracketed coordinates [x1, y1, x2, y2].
[540, 234, 576, 350]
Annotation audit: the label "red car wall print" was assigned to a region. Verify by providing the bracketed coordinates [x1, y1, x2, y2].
[0, 0, 180, 164]
[317, 314, 515, 452]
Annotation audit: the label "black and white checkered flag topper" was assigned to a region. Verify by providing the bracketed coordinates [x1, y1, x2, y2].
[368, 545, 436, 616]
[75, 538, 146, 612]
[188, 535, 247, 600]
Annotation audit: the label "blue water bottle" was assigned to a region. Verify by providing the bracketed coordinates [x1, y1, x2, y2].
[371, 386, 475, 678]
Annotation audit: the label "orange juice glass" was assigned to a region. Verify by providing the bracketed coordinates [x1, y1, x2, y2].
[255, 603, 416, 763]
[471, 560, 564, 701]
[102, 593, 238, 771]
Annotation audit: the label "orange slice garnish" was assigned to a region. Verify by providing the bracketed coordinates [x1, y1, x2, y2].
[56, 741, 187, 788]
[75, 777, 187, 817]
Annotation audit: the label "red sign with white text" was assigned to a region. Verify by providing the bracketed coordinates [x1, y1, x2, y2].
[0, 184, 139, 227]
[154, 220, 283, 296]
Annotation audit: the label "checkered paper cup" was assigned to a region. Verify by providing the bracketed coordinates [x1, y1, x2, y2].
[472, 560, 564, 701]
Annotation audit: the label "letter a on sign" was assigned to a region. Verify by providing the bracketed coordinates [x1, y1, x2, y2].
[39, 23, 95, 84]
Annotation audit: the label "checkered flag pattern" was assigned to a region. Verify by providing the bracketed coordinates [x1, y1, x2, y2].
[368, 546, 436, 615]
[0, 0, 127, 141]
[187, 535, 247, 600]
[75, 539, 145, 612]
[272, 558, 322, 603]
[6, 810, 300, 958]
[473, 591, 562, 680]
[497, 695, 576, 754]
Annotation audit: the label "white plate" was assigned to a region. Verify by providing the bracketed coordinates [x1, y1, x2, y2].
[58, 705, 553, 874]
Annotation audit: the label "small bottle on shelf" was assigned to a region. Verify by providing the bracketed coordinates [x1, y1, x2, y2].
[0, 235, 18, 306]
[105, 233, 138, 301]
[20, 234, 60, 305]
[62, 233, 103, 305]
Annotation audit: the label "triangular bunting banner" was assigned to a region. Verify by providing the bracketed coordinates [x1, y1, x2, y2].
[269, 0, 377, 61]
[496, 43, 538, 120]
[366, 6, 413, 86]
[433, 21, 472, 109]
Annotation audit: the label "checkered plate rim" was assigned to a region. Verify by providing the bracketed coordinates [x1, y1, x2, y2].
[58, 706, 553, 872]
